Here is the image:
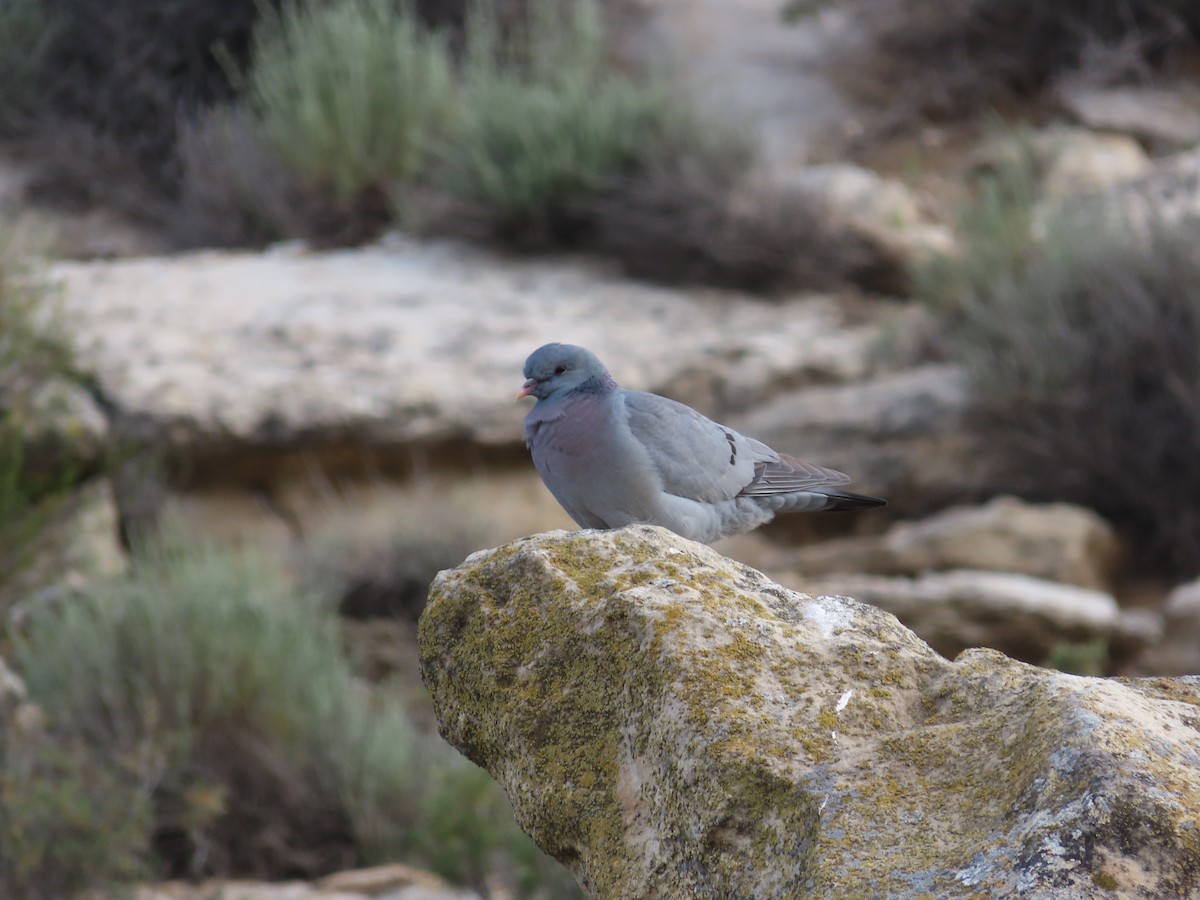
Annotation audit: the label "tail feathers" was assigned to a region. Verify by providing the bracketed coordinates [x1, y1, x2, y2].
[814, 488, 887, 512]
[764, 488, 887, 514]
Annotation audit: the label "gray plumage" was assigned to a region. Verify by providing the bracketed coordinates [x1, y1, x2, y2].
[520, 343, 884, 544]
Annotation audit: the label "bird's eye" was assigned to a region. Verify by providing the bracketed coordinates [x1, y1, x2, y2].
[554, 365, 567, 375]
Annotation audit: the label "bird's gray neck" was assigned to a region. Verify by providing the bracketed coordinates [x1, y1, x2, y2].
[573, 372, 618, 395]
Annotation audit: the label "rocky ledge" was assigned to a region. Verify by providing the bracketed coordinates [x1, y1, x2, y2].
[419, 526, 1200, 898]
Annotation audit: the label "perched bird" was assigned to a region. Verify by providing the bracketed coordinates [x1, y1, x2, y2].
[519, 343, 885, 544]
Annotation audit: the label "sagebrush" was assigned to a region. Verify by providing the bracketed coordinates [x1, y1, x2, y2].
[928, 154, 1200, 575]
[10, 533, 578, 894]
[0, 241, 80, 599]
[244, 0, 455, 203]
[437, 0, 678, 234]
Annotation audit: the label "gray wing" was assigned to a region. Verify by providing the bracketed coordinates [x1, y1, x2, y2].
[622, 391, 759, 503]
[623, 390, 851, 503]
[737, 450, 851, 497]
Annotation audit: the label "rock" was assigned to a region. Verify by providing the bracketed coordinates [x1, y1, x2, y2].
[317, 862, 481, 898]
[1036, 129, 1153, 196]
[785, 163, 922, 230]
[781, 163, 956, 269]
[135, 884, 362, 900]
[1118, 145, 1200, 223]
[18, 374, 109, 469]
[789, 496, 1123, 590]
[1047, 145, 1200, 237]
[1058, 83, 1200, 150]
[730, 363, 993, 516]
[51, 236, 885, 464]
[0, 654, 28, 718]
[1131, 578, 1200, 675]
[419, 526, 1200, 898]
[2, 478, 127, 617]
[0, 654, 47, 737]
[135, 865, 481, 900]
[782, 569, 1146, 666]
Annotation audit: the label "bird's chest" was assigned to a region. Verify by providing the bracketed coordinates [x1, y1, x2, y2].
[527, 395, 616, 477]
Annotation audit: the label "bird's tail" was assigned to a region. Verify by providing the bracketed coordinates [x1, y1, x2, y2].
[813, 489, 887, 512]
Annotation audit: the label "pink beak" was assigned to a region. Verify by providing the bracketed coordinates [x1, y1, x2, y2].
[517, 378, 537, 399]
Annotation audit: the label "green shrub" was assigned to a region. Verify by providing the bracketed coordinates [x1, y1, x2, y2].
[926, 153, 1200, 575]
[11, 532, 576, 894]
[0, 245, 70, 417]
[0, 728, 153, 899]
[245, 0, 455, 204]
[438, 0, 687, 232]
[15, 537, 363, 876]
[0, 242, 79, 597]
[1043, 639, 1108, 676]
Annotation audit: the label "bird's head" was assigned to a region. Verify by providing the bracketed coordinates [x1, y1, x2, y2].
[518, 343, 614, 401]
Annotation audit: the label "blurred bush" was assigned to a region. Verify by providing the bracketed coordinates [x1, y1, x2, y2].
[925, 151, 1200, 575]
[0, 727, 152, 900]
[437, 0, 680, 235]
[421, 0, 853, 291]
[0, 240, 81, 596]
[583, 153, 902, 292]
[820, 0, 1200, 126]
[3, 0, 874, 294]
[174, 105, 313, 248]
[8, 532, 578, 895]
[243, 0, 455, 224]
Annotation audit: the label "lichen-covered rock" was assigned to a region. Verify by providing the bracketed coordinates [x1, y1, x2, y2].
[419, 526, 1200, 898]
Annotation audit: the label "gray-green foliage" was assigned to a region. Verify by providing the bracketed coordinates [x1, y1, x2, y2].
[15, 538, 374, 872]
[0, 729, 153, 899]
[441, 0, 681, 221]
[0, 242, 76, 591]
[244, 0, 455, 201]
[923, 145, 1200, 573]
[9, 531, 576, 893]
[1043, 638, 1108, 676]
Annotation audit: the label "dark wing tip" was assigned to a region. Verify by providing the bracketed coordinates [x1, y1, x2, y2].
[820, 489, 887, 511]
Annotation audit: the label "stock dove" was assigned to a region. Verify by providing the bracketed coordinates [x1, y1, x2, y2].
[520, 343, 884, 543]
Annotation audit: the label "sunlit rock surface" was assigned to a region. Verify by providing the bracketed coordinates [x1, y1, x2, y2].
[420, 526, 1200, 898]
